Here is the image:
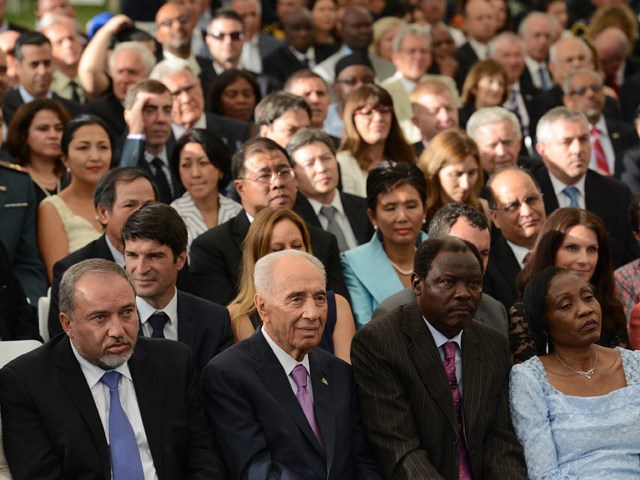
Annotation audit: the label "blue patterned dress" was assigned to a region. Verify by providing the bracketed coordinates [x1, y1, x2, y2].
[509, 348, 640, 479]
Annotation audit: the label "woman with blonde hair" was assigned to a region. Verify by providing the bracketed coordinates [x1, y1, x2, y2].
[228, 207, 356, 362]
[338, 84, 415, 198]
[418, 129, 488, 226]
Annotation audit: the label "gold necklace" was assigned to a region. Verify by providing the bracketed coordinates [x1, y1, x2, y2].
[555, 350, 598, 379]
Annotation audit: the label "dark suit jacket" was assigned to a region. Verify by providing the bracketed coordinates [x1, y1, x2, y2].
[202, 330, 382, 479]
[483, 235, 522, 312]
[373, 287, 509, 339]
[605, 116, 639, 177]
[293, 193, 372, 246]
[0, 164, 47, 305]
[188, 210, 348, 306]
[621, 143, 640, 195]
[455, 42, 479, 89]
[0, 240, 40, 341]
[262, 44, 339, 85]
[533, 165, 640, 268]
[83, 91, 126, 140]
[0, 335, 225, 479]
[351, 301, 526, 479]
[2, 88, 80, 125]
[139, 290, 233, 380]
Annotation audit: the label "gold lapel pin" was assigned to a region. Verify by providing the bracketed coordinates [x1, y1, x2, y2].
[0, 186, 6, 191]
[321, 377, 328, 385]
[612, 132, 621, 139]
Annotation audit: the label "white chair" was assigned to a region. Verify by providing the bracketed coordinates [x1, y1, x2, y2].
[0, 339, 40, 480]
[37, 288, 51, 342]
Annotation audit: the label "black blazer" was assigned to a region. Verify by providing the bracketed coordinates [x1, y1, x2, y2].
[0, 335, 225, 479]
[2, 88, 81, 125]
[262, 43, 339, 85]
[139, 290, 233, 381]
[188, 210, 348, 305]
[351, 301, 526, 479]
[83, 91, 126, 140]
[202, 330, 382, 479]
[483, 235, 522, 311]
[533, 165, 640, 268]
[605, 116, 639, 177]
[293, 192, 373, 246]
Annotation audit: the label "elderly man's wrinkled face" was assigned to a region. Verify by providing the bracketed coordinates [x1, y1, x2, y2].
[257, 254, 327, 361]
[474, 120, 521, 174]
[61, 273, 139, 369]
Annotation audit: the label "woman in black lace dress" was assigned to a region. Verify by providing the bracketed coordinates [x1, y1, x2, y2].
[510, 207, 629, 363]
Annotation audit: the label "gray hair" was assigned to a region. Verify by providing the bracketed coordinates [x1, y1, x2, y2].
[287, 127, 336, 158]
[149, 57, 195, 81]
[225, 0, 262, 17]
[108, 41, 156, 77]
[392, 23, 431, 53]
[488, 31, 524, 57]
[562, 67, 601, 95]
[466, 106, 521, 141]
[254, 250, 326, 298]
[549, 36, 591, 65]
[59, 259, 134, 319]
[37, 12, 80, 32]
[536, 107, 589, 145]
[518, 11, 553, 37]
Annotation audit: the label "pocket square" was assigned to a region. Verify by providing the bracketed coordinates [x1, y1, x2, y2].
[4, 202, 28, 208]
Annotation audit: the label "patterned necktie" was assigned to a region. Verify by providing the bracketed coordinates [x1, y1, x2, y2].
[591, 127, 611, 175]
[151, 157, 173, 203]
[290, 364, 324, 449]
[100, 371, 145, 480]
[538, 66, 549, 91]
[147, 311, 168, 338]
[443, 342, 473, 480]
[562, 186, 580, 208]
[320, 205, 349, 252]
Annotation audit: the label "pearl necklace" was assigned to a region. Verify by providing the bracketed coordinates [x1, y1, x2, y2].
[390, 261, 413, 276]
[555, 351, 598, 379]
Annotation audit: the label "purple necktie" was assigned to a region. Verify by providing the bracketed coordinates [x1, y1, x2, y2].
[443, 342, 473, 480]
[290, 364, 324, 449]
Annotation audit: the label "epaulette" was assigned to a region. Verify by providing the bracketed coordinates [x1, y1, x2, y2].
[0, 160, 28, 173]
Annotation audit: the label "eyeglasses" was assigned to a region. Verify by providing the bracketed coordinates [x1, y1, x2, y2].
[158, 15, 191, 28]
[568, 83, 604, 96]
[169, 83, 197, 97]
[492, 193, 543, 214]
[334, 77, 375, 86]
[354, 105, 393, 116]
[399, 47, 430, 56]
[240, 168, 296, 184]
[208, 31, 244, 41]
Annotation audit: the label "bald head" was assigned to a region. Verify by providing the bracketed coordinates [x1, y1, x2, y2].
[593, 27, 629, 79]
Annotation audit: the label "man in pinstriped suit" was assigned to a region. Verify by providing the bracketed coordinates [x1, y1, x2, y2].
[351, 236, 526, 479]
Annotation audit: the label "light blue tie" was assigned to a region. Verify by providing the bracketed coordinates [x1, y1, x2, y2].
[562, 186, 580, 208]
[538, 66, 549, 91]
[100, 371, 145, 480]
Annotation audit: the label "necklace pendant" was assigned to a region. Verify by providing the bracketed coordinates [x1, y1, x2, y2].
[578, 369, 595, 379]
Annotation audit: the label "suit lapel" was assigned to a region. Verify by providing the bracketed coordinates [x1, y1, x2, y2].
[56, 337, 112, 475]
[309, 351, 334, 468]
[175, 291, 194, 345]
[340, 192, 369, 245]
[401, 303, 457, 432]
[251, 333, 326, 456]
[129, 341, 165, 472]
[460, 326, 484, 435]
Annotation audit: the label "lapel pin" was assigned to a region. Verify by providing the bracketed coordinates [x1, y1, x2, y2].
[0, 186, 6, 191]
[321, 377, 328, 385]
[612, 132, 620, 139]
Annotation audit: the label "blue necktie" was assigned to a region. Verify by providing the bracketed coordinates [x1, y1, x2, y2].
[563, 186, 580, 208]
[100, 371, 145, 480]
[538, 66, 549, 91]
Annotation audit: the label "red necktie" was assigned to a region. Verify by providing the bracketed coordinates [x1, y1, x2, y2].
[591, 127, 610, 175]
[443, 342, 473, 480]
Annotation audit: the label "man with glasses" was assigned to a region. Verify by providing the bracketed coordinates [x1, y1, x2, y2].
[562, 68, 638, 178]
[155, 3, 203, 78]
[484, 167, 546, 310]
[200, 10, 245, 93]
[189, 137, 348, 306]
[324, 52, 375, 139]
[533, 106, 638, 268]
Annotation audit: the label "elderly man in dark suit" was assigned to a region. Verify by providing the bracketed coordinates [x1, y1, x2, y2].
[0, 258, 225, 478]
[533, 106, 639, 268]
[189, 137, 348, 306]
[375, 202, 509, 338]
[352, 236, 526, 479]
[122, 202, 233, 379]
[203, 250, 381, 479]
[48, 167, 158, 338]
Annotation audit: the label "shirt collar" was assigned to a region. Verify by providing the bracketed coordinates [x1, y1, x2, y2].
[506, 240, 530, 266]
[172, 113, 206, 138]
[306, 191, 344, 217]
[261, 326, 311, 377]
[70, 339, 133, 389]
[136, 288, 178, 325]
[423, 315, 464, 351]
[18, 85, 52, 103]
[104, 234, 125, 267]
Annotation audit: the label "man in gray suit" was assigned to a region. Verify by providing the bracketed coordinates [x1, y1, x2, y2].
[374, 202, 509, 337]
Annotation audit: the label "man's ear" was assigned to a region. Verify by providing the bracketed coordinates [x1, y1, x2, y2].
[60, 312, 73, 337]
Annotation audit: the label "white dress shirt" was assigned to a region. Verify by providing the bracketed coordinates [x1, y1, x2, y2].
[105, 235, 125, 268]
[524, 56, 551, 90]
[137, 289, 179, 340]
[71, 342, 158, 480]
[507, 240, 530, 268]
[588, 117, 616, 175]
[423, 317, 464, 393]
[307, 194, 359, 250]
[548, 172, 587, 209]
[241, 35, 262, 73]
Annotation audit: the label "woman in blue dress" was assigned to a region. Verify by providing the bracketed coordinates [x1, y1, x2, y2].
[510, 266, 640, 480]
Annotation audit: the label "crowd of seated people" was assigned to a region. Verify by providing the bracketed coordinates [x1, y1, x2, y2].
[4, 0, 640, 478]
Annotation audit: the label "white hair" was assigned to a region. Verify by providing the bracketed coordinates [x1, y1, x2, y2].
[467, 107, 521, 140]
[536, 107, 589, 145]
[254, 250, 326, 298]
[392, 23, 431, 53]
[108, 41, 156, 76]
[149, 57, 195, 81]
